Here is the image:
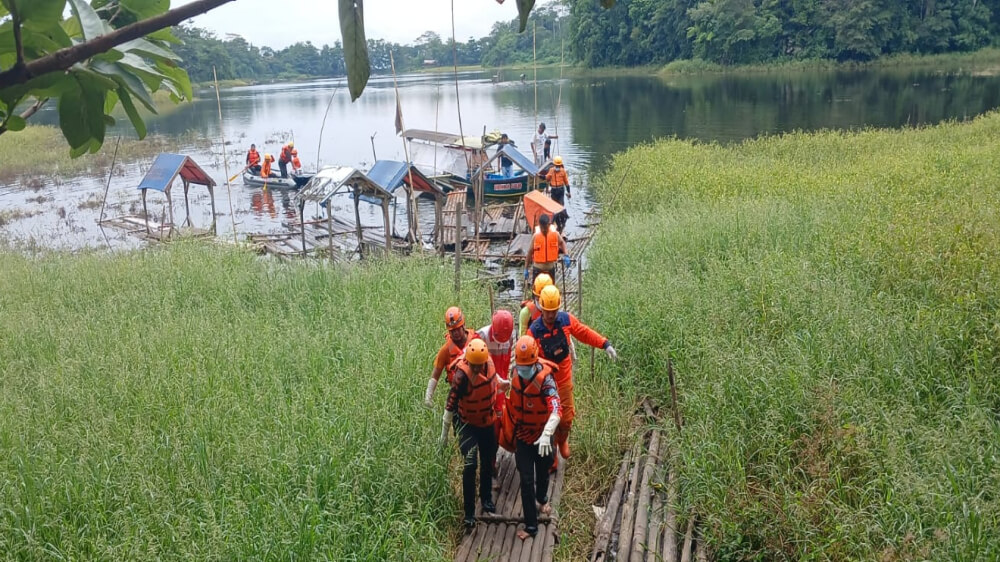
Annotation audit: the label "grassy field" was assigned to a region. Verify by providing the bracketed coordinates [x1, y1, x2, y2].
[661, 46, 1000, 75]
[0, 246, 501, 559]
[587, 113, 1000, 559]
[0, 125, 210, 187]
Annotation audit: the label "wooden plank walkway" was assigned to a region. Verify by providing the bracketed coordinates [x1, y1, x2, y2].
[455, 449, 567, 562]
[442, 190, 471, 249]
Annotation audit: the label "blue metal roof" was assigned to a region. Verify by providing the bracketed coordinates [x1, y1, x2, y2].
[368, 160, 441, 195]
[476, 144, 539, 177]
[137, 153, 215, 191]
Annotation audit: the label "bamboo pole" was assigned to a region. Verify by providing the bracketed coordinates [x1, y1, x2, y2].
[630, 431, 661, 562]
[389, 51, 417, 247]
[454, 190, 462, 294]
[617, 437, 646, 560]
[449, 0, 470, 172]
[590, 444, 634, 561]
[664, 466, 679, 562]
[681, 512, 695, 562]
[212, 66, 238, 243]
[669, 357, 683, 431]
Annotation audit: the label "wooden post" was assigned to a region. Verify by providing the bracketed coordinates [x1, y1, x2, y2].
[299, 200, 307, 257]
[208, 185, 217, 235]
[327, 209, 335, 263]
[454, 190, 462, 294]
[382, 199, 392, 258]
[353, 188, 364, 259]
[435, 194, 444, 256]
[142, 189, 150, 234]
[183, 178, 192, 227]
[165, 187, 175, 239]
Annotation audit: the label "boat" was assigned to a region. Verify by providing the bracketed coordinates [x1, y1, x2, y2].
[404, 129, 546, 198]
[242, 170, 314, 189]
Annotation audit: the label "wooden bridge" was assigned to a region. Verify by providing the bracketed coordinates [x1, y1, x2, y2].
[454, 449, 567, 562]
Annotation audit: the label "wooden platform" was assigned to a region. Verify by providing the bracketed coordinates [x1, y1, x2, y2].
[454, 449, 567, 562]
[249, 216, 408, 259]
[100, 215, 213, 243]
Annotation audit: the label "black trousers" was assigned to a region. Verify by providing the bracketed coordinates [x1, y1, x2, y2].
[248, 165, 261, 174]
[459, 422, 497, 519]
[515, 438, 554, 533]
[279, 160, 289, 178]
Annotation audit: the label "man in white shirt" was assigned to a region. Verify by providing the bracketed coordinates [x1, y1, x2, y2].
[531, 123, 558, 168]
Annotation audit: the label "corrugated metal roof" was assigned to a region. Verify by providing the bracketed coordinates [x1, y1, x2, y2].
[137, 154, 216, 192]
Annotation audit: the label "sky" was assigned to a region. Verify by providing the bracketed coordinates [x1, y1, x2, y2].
[177, 0, 546, 49]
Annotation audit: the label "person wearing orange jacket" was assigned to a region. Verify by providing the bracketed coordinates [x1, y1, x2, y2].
[291, 149, 302, 174]
[476, 310, 515, 429]
[519, 273, 553, 337]
[246, 144, 261, 174]
[278, 141, 294, 178]
[528, 285, 617, 467]
[441, 340, 510, 528]
[544, 156, 571, 232]
[261, 154, 276, 178]
[425, 306, 479, 408]
[502, 336, 561, 540]
[524, 213, 568, 285]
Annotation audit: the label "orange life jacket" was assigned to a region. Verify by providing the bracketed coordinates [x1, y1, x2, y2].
[280, 145, 293, 163]
[441, 329, 478, 383]
[292, 156, 302, 169]
[261, 158, 273, 177]
[532, 228, 560, 264]
[506, 359, 559, 443]
[247, 148, 261, 166]
[450, 359, 498, 428]
[520, 299, 540, 324]
[545, 166, 569, 188]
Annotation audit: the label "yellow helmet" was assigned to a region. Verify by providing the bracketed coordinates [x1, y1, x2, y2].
[532, 273, 554, 297]
[553, 156, 563, 166]
[539, 285, 561, 311]
[264, 153, 273, 161]
[465, 339, 489, 365]
[288, 141, 294, 148]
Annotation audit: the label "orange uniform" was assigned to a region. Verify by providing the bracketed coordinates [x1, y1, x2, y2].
[261, 157, 273, 178]
[434, 329, 479, 383]
[501, 358, 561, 448]
[446, 357, 499, 428]
[544, 165, 569, 188]
[532, 228, 561, 265]
[246, 148, 261, 167]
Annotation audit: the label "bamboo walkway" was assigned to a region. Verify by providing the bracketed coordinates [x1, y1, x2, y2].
[454, 449, 567, 562]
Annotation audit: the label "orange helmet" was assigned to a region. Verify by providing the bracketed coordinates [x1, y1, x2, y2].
[514, 335, 539, 365]
[465, 339, 489, 365]
[444, 306, 465, 329]
[532, 273, 554, 297]
[539, 285, 561, 312]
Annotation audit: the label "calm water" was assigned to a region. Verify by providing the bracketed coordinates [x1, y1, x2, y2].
[5, 66, 1000, 249]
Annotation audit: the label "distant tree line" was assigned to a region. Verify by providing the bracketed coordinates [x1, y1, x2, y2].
[171, 5, 568, 83]
[569, 0, 1000, 66]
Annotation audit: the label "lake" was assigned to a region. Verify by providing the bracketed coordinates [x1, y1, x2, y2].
[4, 65, 1000, 250]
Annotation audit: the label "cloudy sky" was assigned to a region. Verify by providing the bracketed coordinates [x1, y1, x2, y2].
[177, 0, 543, 49]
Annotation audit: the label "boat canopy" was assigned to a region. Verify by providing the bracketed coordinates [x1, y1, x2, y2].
[296, 166, 392, 207]
[475, 144, 540, 177]
[137, 153, 216, 192]
[523, 190, 565, 229]
[403, 128, 488, 150]
[367, 160, 444, 198]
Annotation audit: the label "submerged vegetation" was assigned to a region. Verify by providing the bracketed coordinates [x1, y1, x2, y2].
[588, 113, 1000, 559]
[0, 125, 210, 188]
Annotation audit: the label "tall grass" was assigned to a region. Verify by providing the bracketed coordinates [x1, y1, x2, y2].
[0, 245, 490, 559]
[589, 114, 1000, 559]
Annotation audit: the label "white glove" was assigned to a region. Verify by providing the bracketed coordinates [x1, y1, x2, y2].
[440, 410, 453, 446]
[423, 378, 438, 408]
[535, 411, 560, 457]
[605, 345, 618, 361]
[498, 376, 511, 392]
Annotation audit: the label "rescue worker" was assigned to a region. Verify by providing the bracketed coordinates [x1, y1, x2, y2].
[503, 336, 561, 540]
[246, 143, 261, 174]
[524, 213, 569, 285]
[529, 285, 617, 467]
[440, 339, 509, 528]
[425, 306, 479, 408]
[261, 153, 275, 179]
[477, 310, 515, 428]
[519, 273, 553, 337]
[544, 156, 571, 232]
[291, 149, 302, 174]
[278, 141, 294, 178]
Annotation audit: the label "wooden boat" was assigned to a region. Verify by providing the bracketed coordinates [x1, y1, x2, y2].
[242, 171, 313, 189]
[482, 171, 535, 198]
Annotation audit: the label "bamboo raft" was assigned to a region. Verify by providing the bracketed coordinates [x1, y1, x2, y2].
[454, 449, 567, 562]
[99, 215, 213, 243]
[248, 216, 408, 259]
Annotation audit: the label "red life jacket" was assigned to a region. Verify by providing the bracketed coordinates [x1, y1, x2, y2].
[247, 148, 261, 166]
[450, 359, 498, 428]
[532, 229, 560, 264]
[280, 145, 293, 163]
[441, 329, 478, 383]
[506, 359, 558, 443]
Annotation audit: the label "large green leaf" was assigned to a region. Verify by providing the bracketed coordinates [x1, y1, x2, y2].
[0, 3, 8, 18]
[154, 60, 191, 100]
[117, 86, 146, 138]
[90, 59, 156, 111]
[119, 37, 179, 60]
[339, 0, 369, 101]
[58, 84, 90, 149]
[147, 27, 180, 45]
[14, 0, 65, 23]
[120, 0, 168, 19]
[68, 0, 108, 41]
[23, 19, 74, 49]
[4, 114, 26, 131]
[516, 0, 536, 33]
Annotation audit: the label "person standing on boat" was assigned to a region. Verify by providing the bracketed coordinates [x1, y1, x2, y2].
[525, 214, 568, 285]
[441, 339, 506, 529]
[291, 149, 302, 174]
[246, 144, 261, 174]
[425, 306, 480, 408]
[531, 123, 558, 168]
[529, 285, 617, 470]
[500, 336, 561, 540]
[278, 141, 294, 178]
[498, 134, 514, 177]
